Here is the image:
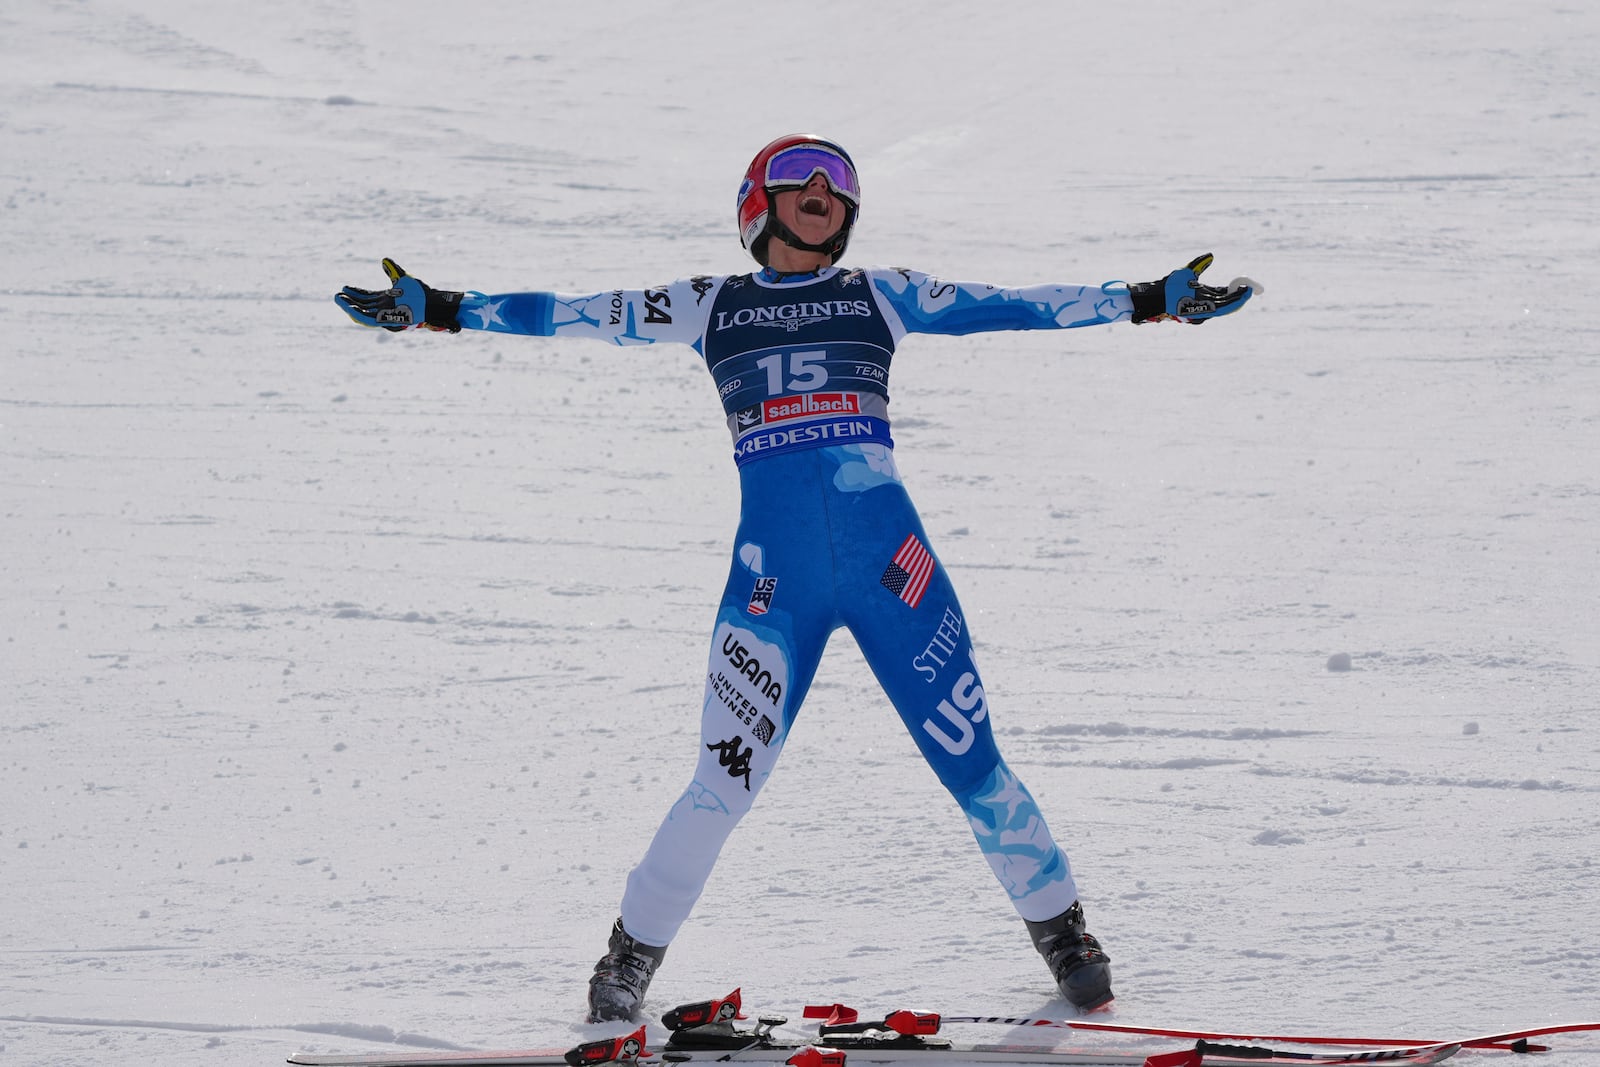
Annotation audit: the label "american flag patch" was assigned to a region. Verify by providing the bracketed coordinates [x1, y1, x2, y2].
[880, 532, 935, 609]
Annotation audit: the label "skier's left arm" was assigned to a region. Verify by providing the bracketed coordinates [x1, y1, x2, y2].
[869, 269, 1131, 337]
[869, 254, 1255, 339]
[1125, 254, 1258, 325]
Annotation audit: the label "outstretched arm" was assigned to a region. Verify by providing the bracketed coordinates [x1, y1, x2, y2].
[869, 255, 1255, 340]
[335, 261, 721, 348]
[459, 283, 713, 347]
[869, 268, 1132, 339]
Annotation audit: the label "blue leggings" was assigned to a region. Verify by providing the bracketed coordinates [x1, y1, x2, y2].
[620, 444, 1078, 946]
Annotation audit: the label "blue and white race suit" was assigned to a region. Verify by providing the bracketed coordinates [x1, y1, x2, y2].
[458, 266, 1134, 947]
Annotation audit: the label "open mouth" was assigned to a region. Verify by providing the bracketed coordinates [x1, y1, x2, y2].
[798, 194, 830, 217]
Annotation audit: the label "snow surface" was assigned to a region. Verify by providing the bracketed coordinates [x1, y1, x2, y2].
[3, 2, 1599, 1066]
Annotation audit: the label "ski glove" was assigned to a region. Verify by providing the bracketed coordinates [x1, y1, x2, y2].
[1129, 253, 1256, 324]
[335, 258, 465, 333]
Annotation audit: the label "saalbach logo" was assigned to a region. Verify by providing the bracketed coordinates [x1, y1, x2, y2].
[880, 532, 934, 609]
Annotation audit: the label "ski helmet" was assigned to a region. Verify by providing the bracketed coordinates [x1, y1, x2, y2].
[737, 135, 860, 266]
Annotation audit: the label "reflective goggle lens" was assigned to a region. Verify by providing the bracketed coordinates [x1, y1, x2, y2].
[764, 144, 860, 205]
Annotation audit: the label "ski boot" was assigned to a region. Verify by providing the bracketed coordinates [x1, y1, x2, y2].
[1026, 901, 1113, 1011]
[587, 917, 669, 1022]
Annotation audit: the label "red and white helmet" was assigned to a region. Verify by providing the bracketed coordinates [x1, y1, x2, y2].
[736, 134, 860, 266]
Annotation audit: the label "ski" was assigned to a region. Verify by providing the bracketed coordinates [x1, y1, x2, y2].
[286, 990, 1600, 1067]
[803, 1007, 1600, 1055]
[288, 998, 1464, 1067]
[285, 1043, 1461, 1067]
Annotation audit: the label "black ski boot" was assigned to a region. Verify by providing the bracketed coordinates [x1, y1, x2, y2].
[1026, 901, 1113, 1011]
[586, 917, 668, 1022]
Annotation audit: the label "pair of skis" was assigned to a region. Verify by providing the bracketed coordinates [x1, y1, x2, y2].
[286, 989, 1600, 1067]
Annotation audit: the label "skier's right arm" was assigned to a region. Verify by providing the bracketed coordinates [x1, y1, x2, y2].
[335, 260, 718, 347]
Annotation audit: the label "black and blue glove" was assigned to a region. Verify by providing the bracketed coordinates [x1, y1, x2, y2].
[1129, 253, 1256, 324]
[335, 258, 464, 333]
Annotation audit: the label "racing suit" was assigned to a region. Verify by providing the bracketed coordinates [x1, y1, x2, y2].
[457, 265, 1132, 947]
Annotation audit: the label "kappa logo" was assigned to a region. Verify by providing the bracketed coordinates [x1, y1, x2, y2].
[690, 275, 716, 305]
[735, 405, 762, 429]
[707, 736, 753, 790]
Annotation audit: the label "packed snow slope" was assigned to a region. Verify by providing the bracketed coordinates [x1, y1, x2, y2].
[2, 2, 1597, 1066]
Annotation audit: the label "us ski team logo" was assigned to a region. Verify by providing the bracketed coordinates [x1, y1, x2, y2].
[880, 532, 934, 608]
[747, 576, 777, 615]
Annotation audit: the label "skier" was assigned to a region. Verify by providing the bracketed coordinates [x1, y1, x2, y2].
[336, 134, 1255, 1020]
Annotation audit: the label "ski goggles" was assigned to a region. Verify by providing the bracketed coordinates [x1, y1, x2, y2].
[764, 143, 860, 205]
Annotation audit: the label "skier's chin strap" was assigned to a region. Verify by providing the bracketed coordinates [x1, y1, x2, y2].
[766, 217, 842, 255]
[763, 208, 854, 263]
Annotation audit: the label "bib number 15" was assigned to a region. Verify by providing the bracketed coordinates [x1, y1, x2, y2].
[755, 350, 828, 395]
